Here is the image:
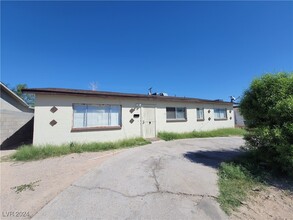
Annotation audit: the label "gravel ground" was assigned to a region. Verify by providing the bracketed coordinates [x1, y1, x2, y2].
[0, 150, 123, 219]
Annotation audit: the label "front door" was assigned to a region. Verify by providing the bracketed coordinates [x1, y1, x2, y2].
[141, 105, 156, 138]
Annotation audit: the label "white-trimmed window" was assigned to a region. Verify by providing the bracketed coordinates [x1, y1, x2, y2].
[73, 104, 121, 129]
[166, 107, 187, 121]
[214, 108, 227, 120]
[197, 108, 204, 121]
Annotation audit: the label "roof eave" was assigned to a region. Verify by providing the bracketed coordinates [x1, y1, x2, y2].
[0, 82, 31, 108]
[22, 88, 232, 105]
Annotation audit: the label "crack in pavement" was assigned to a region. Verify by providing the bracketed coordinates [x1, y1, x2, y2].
[70, 157, 217, 208]
[151, 157, 161, 191]
[71, 184, 218, 200]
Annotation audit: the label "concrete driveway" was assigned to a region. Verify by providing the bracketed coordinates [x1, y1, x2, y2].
[33, 137, 245, 220]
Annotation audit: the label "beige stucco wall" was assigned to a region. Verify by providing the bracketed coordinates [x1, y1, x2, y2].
[33, 94, 234, 145]
[156, 102, 234, 133]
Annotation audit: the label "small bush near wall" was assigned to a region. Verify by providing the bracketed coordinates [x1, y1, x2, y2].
[158, 128, 246, 141]
[10, 138, 150, 161]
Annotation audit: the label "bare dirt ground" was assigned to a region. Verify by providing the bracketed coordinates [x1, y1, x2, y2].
[231, 183, 293, 220]
[0, 150, 123, 219]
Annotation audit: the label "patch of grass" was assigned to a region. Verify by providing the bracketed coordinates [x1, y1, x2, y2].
[217, 152, 293, 215]
[10, 137, 150, 161]
[11, 180, 41, 194]
[158, 128, 246, 141]
[218, 161, 259, 214]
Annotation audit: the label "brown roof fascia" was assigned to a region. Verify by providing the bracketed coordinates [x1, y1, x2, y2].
[22, 88, 232, 105]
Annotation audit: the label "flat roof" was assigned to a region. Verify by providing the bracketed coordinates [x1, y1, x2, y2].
[22, 88, 231, 105]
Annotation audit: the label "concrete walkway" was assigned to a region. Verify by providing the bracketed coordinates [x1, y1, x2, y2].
[33, 137, 245, 220]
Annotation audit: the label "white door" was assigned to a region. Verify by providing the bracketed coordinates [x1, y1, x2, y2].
[141, 105, 156, 138]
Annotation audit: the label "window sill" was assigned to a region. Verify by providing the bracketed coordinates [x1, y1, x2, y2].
[166, 119, 187, 122]
[214, 119, 227, 121]
[197, 119, 205, 121]
[71, 126, 122, 132]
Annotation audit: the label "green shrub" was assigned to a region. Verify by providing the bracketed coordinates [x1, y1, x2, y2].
[240, 72, 293, 176]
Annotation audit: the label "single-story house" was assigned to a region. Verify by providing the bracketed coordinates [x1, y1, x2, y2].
[0, 82, 34, 149]
[23, 88, 235, 146]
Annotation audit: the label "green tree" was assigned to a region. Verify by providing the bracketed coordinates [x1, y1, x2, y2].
[12, 84, 35, 107]
[240, 72, 293, 176]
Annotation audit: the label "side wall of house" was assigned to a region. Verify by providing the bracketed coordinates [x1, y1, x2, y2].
[33, 94, 234, 145]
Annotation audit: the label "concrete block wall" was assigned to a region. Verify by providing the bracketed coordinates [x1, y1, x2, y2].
[0, 110, 34, 149]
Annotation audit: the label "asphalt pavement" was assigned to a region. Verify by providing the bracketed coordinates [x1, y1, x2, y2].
[33, 137, 245, 220]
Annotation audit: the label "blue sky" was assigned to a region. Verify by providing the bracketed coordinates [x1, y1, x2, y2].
[1, 1, 293, 100]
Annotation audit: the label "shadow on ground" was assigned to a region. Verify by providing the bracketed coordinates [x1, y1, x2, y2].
[184, 149, 293, 192]
[183, 149, 244, 169]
